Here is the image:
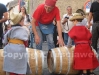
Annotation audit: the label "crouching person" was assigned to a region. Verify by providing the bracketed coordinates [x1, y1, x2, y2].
[3, 13, 31, 75]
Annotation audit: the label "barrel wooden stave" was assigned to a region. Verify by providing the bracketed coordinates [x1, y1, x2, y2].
[68, 46, 78, 74]
[60, 47, 69, 74]
[28, 48, 36, 75]
[0, 50, 6, 75]
[47, 51, 53, 73]
[54, 48, 61, 74]
[28, 48, 44, 75]
[0, 48, 44, 75]
[47, 46, 79, 75]
[36, 50, 43, 75]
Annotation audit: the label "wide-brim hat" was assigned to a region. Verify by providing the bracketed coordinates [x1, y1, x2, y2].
[70, 13, 84, 21]
[76, 9, 86, 15]
[10, 12, 23, 25]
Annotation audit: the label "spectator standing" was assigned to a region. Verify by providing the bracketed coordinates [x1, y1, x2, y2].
[61, 6, 74, 45]
[88, 0, 99, 51]
[20, 6, 31, 47]
[20, 6, 31, 27]
[0, 3, 8, 48]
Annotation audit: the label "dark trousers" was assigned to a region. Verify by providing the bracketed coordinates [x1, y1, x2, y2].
[53, 26, 58, 47]
[53, 26, 64, 47]
[0, 28, 3, 48]
[92, 22, 99, 51]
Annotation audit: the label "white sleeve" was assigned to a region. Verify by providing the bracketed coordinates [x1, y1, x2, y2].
[3, 30, 11, 44]
[67, 36, 72, 47]
[61, 14, 67, 23]
[61, 14, 67, 30]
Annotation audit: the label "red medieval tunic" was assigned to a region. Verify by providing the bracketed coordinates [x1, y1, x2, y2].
[68, 24, 99, 70]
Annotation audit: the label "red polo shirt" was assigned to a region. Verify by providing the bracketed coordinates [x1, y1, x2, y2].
[32, 4, 60, 26]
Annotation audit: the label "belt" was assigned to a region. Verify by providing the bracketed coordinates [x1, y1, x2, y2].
[9, 39, 24, 44]
[39, 22, 52, 25]
[75, 41, 91, 45]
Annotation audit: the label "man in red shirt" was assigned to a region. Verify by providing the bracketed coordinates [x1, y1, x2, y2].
[32, 0, 64, 50]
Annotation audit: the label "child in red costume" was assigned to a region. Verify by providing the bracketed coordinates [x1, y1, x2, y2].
[67, 13, 99, 75]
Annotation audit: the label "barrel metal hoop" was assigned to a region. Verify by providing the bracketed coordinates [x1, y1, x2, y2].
[41, 50, 44, 75]
[51, 49, 56, 72]
[26, 48, 29, 63]
[64, 47, 71, 75]
[57, 48, 62, 74]
[34, 49, 38, 75]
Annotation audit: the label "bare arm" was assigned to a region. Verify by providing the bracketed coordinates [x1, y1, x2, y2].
[56, 20, 65, 46]
[32, 18, 38, 35]
[0, 12, 8, 23]
[88, 12, 93, 29]
[57, 21, 62, 38]
[67, 37, 72, 48]
[31, 18, 40, 44]
[62, 18, 68, 25]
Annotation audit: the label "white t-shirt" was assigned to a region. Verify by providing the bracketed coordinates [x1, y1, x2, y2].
[86, 19, 93, 32]
[81, 18, 88, 26]
[61, 14, 74, 33]
[24, 15, 30, 25]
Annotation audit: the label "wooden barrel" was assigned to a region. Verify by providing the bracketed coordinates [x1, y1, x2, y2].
[0, 48, 44, 75]
[0, 49, 6, 75]
[47, 46, 79, 75]
[27, 48, 44, 75]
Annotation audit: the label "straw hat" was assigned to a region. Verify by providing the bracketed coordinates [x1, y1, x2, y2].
[10, 12, 23, 25]
[70, 13, 84, 21]
[76, 9, 86, 15]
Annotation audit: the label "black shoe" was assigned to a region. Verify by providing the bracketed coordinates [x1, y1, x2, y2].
[0, 46, 3, 49]
[89, 72, 96, 75]
[0, 44, 3, 49]
[80, 73, 87, 75]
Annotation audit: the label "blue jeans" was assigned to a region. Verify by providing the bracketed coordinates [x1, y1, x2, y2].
[36, 27, 55, 50]
[64, 33, 74, 45]
[64, 33, 68, 45]
[29, 32, 34, 48]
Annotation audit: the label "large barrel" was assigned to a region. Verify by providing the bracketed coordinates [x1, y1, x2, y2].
[27, 48, 44, 75]
[47, 46, 79, 75]
[0, 48, 44, 75]
[0, 49, 6, 75]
